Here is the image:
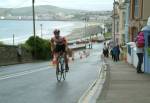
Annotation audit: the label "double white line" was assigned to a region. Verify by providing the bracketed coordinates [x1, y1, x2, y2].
[0, 67, 50, 81]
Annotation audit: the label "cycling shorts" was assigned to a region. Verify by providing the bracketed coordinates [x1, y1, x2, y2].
[54, 44, 66, 53]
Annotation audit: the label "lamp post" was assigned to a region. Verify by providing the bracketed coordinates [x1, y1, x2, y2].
[32, 0, 36, 58]
[13, 34, 14, 45]
[32, 0, 35, 39]
[124, 0, 129, 44]
[113, 0, 116, 45]
[84, 17, 87, 47]
[40, 24, 43, 38]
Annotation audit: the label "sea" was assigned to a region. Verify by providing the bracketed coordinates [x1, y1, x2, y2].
[0, 20, 84, 45]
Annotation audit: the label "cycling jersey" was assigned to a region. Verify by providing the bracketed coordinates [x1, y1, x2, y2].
[51, 36, 67, 53]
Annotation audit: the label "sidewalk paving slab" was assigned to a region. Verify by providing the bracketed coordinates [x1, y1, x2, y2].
[97, 58, 150, 103]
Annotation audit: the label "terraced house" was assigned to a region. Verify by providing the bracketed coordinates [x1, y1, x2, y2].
[112, 0, 126, 45]
[112, 0, 150, 45]
[129, 0, 150, 42]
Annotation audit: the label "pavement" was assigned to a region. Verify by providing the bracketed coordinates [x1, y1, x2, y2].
[96, 58, 150, 103]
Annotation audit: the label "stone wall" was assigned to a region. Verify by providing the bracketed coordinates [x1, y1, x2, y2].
[0, 45, 33, 66]
[0, 45, 87, 66]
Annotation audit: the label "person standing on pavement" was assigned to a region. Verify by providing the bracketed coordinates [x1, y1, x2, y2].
[116, 45, 120, 61]
[135, 31, 145, 73]
[110, 47, 114, 60]
[112, 46, 117, 61]
[103, 42, 109, 58]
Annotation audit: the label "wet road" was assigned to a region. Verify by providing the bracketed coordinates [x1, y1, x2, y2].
[0, 43, 103, 103]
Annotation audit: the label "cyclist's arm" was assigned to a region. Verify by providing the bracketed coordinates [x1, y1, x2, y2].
[63, 37, 68, 52]
[50, 38, 55, 52]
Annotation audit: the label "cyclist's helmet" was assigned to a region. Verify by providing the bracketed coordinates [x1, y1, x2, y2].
[53, 29, 60, 35]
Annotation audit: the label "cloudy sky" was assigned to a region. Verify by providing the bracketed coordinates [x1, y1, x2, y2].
[0, 0, 114, 11]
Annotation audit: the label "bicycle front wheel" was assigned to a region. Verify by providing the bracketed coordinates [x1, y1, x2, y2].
[56, 63, 62, 82]
[61, 64, 66, 80]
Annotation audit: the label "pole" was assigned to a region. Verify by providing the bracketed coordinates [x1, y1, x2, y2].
[32, 0, 36, 57]
[40, 24, 43, 38]
[125, 1, 129, 43]
[84, 18, 86, 47]
[113, 0, 116, 45]
[13, 34, 14, 45]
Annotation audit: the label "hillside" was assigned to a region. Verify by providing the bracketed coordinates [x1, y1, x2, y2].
[67, 25, 103, 40]
[0, 5, 112, 21]
[0, 5, 87, 20]
[0, 5, 85, 16]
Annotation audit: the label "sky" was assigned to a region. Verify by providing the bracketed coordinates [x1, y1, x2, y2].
[0, 0, 114, 11]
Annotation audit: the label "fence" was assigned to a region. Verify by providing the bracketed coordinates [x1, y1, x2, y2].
[126, 42, 144, 70]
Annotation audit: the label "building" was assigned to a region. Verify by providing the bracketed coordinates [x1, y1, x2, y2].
[129, 0, 150, 42]
[111, 1, 119, 45]
[124, 0, 130, 43]
[118, 0, 126, 44]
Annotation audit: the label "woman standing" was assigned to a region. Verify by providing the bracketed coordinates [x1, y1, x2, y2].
[135, 31, 144, 73]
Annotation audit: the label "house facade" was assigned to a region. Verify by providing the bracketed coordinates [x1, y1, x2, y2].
[111, 0, 150, 44]
[112, 1, 119, 45]
[112, 0, 126, 45]
[129, 0, 150, 42]
[118, 0, 126, 44]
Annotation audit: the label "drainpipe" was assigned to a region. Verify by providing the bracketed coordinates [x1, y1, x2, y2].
[113, 0, 116, 45]
[124, 0, 130, 44]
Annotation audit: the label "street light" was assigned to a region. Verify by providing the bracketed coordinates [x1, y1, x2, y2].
[13, 34, 15, 45]
[84, 17, 87, 47]
[40, 24, 43, 38]
[113, 0, 116, 45]
[32, 0, 35, 39]
[32, 0, 36, 58]
[124, 0, 129, 43]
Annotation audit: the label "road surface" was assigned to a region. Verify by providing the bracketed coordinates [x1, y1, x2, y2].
[0, 43, 103, 103]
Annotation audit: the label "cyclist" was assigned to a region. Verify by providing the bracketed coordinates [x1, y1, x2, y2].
[50, 29, 69, 72]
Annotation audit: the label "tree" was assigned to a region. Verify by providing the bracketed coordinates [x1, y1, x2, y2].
[25, 36, 51, 60]
[104, 23, 112, 33]
[0, 41, 3, 45]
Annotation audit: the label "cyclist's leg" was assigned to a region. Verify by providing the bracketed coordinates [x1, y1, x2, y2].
[55, 53, 59, 70]
[54, 46, 60, 71]
[64, 52, 69, 71]
[62, 45, 69, 71]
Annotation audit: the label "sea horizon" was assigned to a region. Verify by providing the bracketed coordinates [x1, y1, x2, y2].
[0, 20, 85, 45]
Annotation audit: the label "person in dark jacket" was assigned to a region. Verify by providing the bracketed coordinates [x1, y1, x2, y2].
[112, 45, 120, 62]
[103, 42, 109, 58]
[116, 45, 120, 61]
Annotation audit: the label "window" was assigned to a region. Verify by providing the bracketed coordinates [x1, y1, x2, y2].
[134, 0, 139, 17]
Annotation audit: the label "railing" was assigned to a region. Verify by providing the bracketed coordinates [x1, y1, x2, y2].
[68, 44, 86, 50]
[126, 42, 144, 70]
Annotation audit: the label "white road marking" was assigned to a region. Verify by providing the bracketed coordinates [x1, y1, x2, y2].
[0, 67, 50, 81]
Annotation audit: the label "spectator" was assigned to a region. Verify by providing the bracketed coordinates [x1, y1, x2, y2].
[116, 45, 120, 61]
[103, 42, 109, 58]
[111, 45, 120, 62]
[135, 31, 144, 73]
[110, 47, 115, 60]
[112, 46, 117, 61]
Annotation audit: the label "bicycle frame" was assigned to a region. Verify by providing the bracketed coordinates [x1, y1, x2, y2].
[56, 51, 66, 81]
